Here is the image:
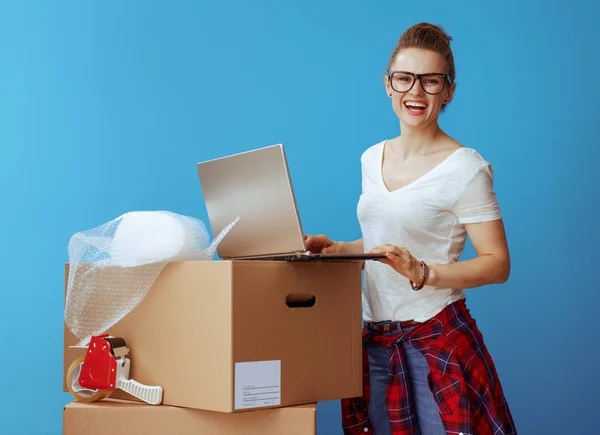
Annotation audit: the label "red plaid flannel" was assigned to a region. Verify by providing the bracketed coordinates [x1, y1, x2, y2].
[341, 299, 517, 435]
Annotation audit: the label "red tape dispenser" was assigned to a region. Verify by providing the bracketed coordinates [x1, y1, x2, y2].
[66, 334, 163, 405]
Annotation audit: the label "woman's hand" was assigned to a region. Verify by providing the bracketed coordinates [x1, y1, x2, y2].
[368, 243, 423, 283]
[304, 234, 346, 254]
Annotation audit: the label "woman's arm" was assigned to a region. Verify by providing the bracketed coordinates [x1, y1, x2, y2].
[426, 219, 510, 289]
[369, 219, 510, 289]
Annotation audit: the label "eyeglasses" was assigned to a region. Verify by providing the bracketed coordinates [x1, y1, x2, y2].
[387, 71, 451, 95]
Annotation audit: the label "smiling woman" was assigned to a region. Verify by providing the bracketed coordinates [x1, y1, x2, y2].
[304, 22, 517, 435]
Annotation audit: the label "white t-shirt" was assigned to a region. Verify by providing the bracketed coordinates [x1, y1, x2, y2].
[357, 140, 502, 323]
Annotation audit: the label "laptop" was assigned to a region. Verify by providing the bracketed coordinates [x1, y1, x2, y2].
[196, 144, 386, 262]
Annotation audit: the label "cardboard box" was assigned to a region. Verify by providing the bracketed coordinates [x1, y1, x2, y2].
[63, 399, 317, 435]
[63, 260, 362, 412]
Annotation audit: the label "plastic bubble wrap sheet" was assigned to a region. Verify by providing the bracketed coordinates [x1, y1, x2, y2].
[65, 211, 237, 345]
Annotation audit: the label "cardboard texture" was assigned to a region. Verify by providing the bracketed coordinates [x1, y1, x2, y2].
[64, 260, 363, 412]
[63, 399, 317, 435]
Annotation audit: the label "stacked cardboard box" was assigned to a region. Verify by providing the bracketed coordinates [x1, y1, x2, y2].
[62, 259, 363, 433]
[64, 399, 317, 435]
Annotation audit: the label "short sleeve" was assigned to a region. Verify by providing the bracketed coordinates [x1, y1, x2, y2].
[453, 163, 502, 224]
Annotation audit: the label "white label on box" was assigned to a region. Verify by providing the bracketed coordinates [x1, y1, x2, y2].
[234, 360, 281, 410]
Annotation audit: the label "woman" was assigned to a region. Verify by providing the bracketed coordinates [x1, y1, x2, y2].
[305, 23, 517, 435]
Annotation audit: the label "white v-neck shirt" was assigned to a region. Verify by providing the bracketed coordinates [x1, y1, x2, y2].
[357, 140, 502, 322]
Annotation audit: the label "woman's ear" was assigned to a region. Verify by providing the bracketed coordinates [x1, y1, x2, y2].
[384, 75, 393, 97]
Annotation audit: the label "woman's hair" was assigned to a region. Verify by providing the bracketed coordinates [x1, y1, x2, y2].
[387, 22, 456, 109]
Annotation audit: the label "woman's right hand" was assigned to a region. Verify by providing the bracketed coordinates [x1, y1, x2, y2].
[304, 234, 346, 254]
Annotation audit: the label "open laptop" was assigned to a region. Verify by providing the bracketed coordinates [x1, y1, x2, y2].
[196, 144, 386, 262]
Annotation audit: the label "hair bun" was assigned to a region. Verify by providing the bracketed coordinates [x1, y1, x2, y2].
[413, 22, 452, 44]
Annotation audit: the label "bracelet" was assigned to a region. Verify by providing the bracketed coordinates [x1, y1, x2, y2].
[410, 261, 429, 291]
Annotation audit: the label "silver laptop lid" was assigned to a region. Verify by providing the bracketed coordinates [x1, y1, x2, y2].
[196, 144, 307, 259]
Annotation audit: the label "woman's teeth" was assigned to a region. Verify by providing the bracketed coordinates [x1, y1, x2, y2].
[404, 102, 427, 113]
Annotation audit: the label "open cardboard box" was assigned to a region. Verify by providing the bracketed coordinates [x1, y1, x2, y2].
[63, 260, 363, 412]
[63, 399, 317, 435]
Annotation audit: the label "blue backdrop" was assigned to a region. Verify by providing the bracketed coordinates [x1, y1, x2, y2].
[1, 0, 598, 434]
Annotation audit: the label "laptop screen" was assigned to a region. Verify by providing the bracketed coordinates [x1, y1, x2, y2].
[197, 144, 307, 259]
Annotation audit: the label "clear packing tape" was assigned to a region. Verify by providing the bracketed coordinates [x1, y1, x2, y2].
[65, 211, 238, 346]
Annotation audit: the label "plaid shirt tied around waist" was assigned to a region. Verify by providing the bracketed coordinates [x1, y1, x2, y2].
[341, 299, 517, 435]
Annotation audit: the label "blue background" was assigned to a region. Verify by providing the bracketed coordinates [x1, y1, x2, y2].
[1, 0, 598, 433]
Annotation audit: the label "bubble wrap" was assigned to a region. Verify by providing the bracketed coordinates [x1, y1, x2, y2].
[65, 211, 238, 345]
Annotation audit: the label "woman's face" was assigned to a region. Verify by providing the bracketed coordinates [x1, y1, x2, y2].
[385, 47, 455, 130]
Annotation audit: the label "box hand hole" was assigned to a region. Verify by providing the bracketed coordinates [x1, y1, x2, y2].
[286, 293, 316, 308]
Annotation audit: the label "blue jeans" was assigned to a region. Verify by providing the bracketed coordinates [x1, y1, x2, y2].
[367, 322, 446, 435]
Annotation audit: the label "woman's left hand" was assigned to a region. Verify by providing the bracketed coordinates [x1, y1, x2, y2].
[368, 244, 422, 282]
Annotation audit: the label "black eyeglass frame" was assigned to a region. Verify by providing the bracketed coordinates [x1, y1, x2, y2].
[387, 71, 452, 95]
